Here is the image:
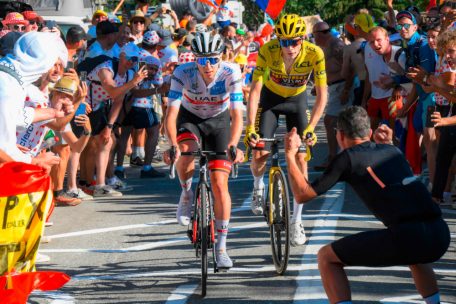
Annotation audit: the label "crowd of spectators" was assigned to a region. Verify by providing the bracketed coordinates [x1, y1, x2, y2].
[308, 1, 456, 210]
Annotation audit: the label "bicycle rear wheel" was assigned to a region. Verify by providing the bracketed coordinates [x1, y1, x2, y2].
[199, 183, 209, 297]
[269, 169, 290, 275]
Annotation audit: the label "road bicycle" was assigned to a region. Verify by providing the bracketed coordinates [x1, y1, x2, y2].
[249, 137, 310, 275]
[169, 146, 237, 297]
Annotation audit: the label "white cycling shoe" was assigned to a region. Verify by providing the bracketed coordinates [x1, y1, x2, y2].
[176, 190, 193, 226]
[290, 221, 307, 247]
[216, 251, 233, 269]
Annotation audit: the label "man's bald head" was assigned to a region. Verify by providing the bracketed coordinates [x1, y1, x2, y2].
[313, 21, 330, 33]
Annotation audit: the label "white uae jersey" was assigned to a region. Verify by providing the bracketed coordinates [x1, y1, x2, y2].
[168, 61, 244, 119]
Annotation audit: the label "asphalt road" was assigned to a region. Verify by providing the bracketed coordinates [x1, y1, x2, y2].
[28, 103, 456, 304]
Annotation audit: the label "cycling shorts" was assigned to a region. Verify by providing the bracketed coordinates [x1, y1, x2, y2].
[332, 217, 450, 267]
[123, 107, 159, 130]
[177, 107, 230, 161]
[254, 86, 309, 151]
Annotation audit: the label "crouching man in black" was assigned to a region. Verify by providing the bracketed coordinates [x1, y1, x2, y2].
[284, 106, 450, 304]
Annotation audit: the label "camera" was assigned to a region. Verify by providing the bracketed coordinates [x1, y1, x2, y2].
[166, 9, 171, 14]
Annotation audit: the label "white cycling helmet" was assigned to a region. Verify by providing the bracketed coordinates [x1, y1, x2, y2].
[191, 32, 224, 57]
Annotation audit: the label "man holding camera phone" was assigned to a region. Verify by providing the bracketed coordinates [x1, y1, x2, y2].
[149, 3, 180, 32]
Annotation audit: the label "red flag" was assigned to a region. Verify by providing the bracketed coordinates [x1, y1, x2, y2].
[0, 272, 71, 303]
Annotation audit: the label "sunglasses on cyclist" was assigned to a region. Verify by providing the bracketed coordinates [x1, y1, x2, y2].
[126, 56, 139, 63]
[196, 57, 221, 66]
[133, 20, 145, 24]
[395, 23, 413, 31]
[279, 38, 301, 48]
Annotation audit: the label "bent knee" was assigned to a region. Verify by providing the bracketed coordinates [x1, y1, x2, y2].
[318, 244, 342, 266]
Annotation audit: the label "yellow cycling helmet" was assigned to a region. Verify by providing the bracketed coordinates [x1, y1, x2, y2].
[274, 14, 307, 39]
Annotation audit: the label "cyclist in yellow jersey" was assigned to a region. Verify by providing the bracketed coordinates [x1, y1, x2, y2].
[244, 14, 328, 246]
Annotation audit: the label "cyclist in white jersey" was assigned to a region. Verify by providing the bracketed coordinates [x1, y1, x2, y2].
[165, 32, 244, 269]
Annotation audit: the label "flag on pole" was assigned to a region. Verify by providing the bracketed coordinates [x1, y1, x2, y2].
[255, 0, 287, 20]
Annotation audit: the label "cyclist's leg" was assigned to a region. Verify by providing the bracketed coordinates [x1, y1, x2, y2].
[175, 109, 202, 225]
[283, 92, 309, 245]
[203, 112, 233, 267]
[250, 87, 280, 214]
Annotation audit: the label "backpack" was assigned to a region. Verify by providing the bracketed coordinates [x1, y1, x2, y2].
[76, 55, 120, 107]
[402, 36, 424, 70]
[76, 55, 119, 82]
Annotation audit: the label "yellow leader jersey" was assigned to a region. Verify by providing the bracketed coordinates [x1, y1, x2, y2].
[252, 39, 327, 98]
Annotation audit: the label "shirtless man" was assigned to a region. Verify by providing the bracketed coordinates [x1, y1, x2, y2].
[312, 21, 353, 170]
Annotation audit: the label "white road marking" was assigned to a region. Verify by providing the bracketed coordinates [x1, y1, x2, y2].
[30, 291, 76, 304]
[166, 284, 199, 304]
[47, 219, 176, 239]
[293, 184, 345, 303]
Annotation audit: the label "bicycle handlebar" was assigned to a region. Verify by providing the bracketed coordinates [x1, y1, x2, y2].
[168, 148, 239, 179]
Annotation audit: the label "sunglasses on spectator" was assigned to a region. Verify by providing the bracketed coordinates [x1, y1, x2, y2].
[279, 38, 302, 48]
[126, 56, 139, 62]
[196, 57, 221, 66]
[395, 23, 413, 30]
[12, 24, 25, 31]
[133, 20, 145, 24]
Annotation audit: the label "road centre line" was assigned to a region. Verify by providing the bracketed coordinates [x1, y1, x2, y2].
[166, 284, 199, 304]
[293, 183, 345, 303]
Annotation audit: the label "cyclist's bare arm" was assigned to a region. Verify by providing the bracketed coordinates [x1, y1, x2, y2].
[165, 105, 179, 147]
[284, 128, 318, 202]
[308, 85, 328, 129]
[229, 108, 243, 147]
[247, 79, 263, 126]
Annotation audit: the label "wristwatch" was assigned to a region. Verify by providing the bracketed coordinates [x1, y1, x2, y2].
[83, 130, 91, 136]
[106, 123, 114, 129]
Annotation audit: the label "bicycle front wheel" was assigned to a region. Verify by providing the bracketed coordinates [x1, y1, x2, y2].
[269, 169, 290, 275]
[199, 183, 209, 297]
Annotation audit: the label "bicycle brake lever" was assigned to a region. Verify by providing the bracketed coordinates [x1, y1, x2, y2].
[229, 146, 238, 178]
[169, 146, 176, 179]
[304, 132, 313, 161]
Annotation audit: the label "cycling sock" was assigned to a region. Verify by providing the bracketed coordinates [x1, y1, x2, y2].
[115, 166, 124, 172]
[215, 219, 229, 253]
[336, 301, 352, 304]
[291, 198, 303, 223]
[143, 165, 152, 171]
[253, 175, 264, 189]
[132, 146, 139, 159]
[180, 177, 193, 192]
[424, 292, 440, 304]
[443, 192, 451, 201]
[138, 147, 145, 159]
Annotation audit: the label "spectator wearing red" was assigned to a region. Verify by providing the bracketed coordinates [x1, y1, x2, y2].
[22, 11, 43, 32]
[2, 12, 29, 33]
